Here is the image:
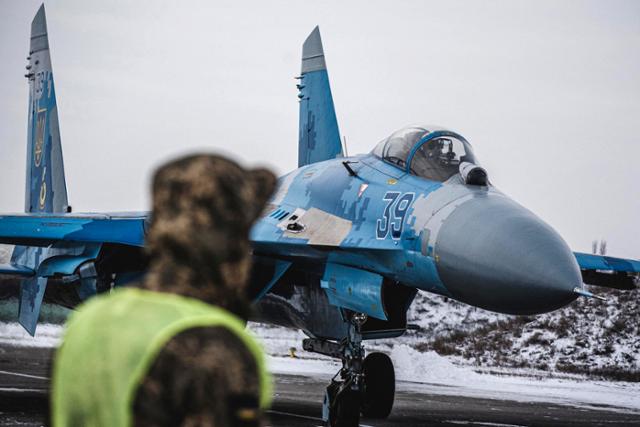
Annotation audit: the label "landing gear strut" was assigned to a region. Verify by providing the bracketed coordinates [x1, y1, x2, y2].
[303, 313, 395, 427]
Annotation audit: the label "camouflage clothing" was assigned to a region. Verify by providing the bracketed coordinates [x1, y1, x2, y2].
[135, 154, 275, 426]
[142, 154, 276, 318]
[133, 327, 261, 427]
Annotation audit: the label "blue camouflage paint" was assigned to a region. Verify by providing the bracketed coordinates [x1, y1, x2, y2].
[36, 244, 101, 277]
[298, 27, 342, 167]
[251, 151, 451, 299]
[298, 70, 342, 167]
[19, 277, 48, 336]
[321, 263, 387, 320]
[0, 263, 34, 277]
[9, 5, 72, 335]
[574, 252, 640, 273]
[29, 88, 55, 212]
[26, 5, 67, 214]
[0, 214, 147, 247]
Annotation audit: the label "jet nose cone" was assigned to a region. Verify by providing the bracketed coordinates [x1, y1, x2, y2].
[435, 195, 581, 314]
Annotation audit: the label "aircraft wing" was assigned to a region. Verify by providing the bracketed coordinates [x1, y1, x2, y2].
[574, 252, 639, 290]
[0, 213, 147, 249]
[0, 213, 148, 335]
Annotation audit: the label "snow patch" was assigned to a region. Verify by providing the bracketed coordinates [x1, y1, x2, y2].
[0, 244, 13, 263]
[385, 343, 640, 413]
[392, 344, 481, 384]
[268, 356, 339, 378]
[253, 323, 640, 412]
[0, 322, 63, 348]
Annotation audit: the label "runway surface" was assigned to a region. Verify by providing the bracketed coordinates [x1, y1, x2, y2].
[1, 344, 638, 426]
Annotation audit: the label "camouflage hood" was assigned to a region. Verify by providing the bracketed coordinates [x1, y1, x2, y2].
[141, 154, 276, 318]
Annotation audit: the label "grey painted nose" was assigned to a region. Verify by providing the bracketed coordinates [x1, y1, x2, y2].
[435, 194, 581, 315]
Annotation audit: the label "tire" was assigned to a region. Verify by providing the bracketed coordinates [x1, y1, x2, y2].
[361, 352, 395, 419]
[330, 387, 360, 427]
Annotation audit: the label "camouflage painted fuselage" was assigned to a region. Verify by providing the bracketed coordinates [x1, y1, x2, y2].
[250, 147, 584, 341]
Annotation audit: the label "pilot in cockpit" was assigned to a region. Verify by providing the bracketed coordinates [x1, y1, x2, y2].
[426, 139, 441, 159]
[375, 126, 477, 182]
[427, 138, 456, 166]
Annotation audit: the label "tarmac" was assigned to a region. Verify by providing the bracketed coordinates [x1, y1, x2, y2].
[1, 343, 639, 426]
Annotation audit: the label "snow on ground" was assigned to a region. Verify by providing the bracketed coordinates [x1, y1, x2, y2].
[389, 344, 640, 413]
[267, 342, 640, 413]
[0, 244, 12, 263]
[403, 290, 640, 380]
[253, 323, 640, 413]
[1, 318, 639, 413]
[0, 322, 63, 348]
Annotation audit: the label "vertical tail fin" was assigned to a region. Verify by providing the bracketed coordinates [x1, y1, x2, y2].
[25, 4, 68, 213]
[15, 4, 66, 335]
[297, 27, 342, 167]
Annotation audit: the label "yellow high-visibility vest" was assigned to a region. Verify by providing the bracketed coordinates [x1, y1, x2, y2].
[52, 288, 272, 427]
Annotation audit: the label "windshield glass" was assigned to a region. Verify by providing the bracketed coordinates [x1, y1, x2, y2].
[409, 136, 477, 182]
[372, 126, 427, 169]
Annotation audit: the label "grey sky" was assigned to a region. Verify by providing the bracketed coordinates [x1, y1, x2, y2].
[0, 0, 638, 258]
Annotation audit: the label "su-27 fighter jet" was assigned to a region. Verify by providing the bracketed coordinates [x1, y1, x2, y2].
[1, 5, 639, 426]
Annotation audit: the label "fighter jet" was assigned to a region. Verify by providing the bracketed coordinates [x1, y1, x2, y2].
[1, 6, 638, 426]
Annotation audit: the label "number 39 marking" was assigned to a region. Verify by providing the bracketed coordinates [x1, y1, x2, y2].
[376, 192, 415, 240]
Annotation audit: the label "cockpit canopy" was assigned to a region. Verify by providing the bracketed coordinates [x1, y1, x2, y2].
[371, 125, 478, 182]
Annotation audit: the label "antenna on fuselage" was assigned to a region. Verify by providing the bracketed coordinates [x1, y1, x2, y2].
[342, 135, 349, 157]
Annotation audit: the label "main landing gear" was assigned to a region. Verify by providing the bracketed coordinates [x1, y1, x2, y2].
[302, 313, 395, 427]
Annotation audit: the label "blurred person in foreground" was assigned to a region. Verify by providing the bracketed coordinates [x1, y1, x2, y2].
[51, 154, 276, 427]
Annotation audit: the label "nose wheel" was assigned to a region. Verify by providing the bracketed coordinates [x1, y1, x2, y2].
[303, 313, 396, 427]
[324, 379, 360, 427]
[361, 352, 395, 419]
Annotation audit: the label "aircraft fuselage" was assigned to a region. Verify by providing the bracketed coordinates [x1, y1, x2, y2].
[251, 143, 581, 338]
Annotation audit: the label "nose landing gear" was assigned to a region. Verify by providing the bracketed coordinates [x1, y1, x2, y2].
[303, 313, 396, 427]
[361, 351, 395, 419]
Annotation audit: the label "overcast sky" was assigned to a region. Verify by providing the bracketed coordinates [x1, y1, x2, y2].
[0, 0, 638, 258]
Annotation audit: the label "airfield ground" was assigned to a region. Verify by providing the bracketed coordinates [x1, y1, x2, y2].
[1, 342, 639, 427]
